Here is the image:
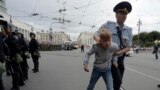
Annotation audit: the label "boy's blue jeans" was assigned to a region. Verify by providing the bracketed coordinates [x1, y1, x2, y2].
[87, 67, 113, 90]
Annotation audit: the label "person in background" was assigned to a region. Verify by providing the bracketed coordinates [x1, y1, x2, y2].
[17, 32, 29, 80]
[5, 25, 25, 90]
[29, 32, 40, 73]
[135, 45, 140, 54]
[81, 44, 84, 53]
[153, 44, 159, 60]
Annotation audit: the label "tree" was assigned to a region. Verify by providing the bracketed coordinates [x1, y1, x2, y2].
[133, 34, 138, 44]
[148, 31, 160, 42]
[133, 31, 160, 47]
[139, 32, 149, 46]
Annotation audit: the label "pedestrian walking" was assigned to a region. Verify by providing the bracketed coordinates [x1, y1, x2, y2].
[153, 44, 159, 60]
[81, 44, 84, 53]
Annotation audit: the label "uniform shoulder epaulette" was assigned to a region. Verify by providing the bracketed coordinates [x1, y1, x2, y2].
[124, 25, 132, 30]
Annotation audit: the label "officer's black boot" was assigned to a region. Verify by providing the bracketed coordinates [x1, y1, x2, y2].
[0, 80, 4, 90]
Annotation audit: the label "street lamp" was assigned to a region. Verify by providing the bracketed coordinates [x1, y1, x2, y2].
[137, 18, 142, 45]
[49, 27, 52, 41]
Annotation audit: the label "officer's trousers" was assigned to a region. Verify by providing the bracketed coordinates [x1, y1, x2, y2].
[11, 61, 20, 89]
[20, 55, 28, 80]
[111, 55, 125, 90]
[5, 61, 11, 75]
[31, 53, 39, 71]
[0, 74, 4, 90]
[11, 61, 24, 89]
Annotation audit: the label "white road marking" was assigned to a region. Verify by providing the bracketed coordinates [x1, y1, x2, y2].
[126, 67, 160, 82]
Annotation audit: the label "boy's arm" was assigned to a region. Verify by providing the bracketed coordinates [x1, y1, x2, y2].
[83, 45, 96, 72]
[84, 45, 96, 65]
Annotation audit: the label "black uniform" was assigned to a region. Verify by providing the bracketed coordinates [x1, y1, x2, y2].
[19, 35, 29, 80]
[5, 33, 25, 90]
[0, 34, 9, 90]
[29, 38, 40, 73]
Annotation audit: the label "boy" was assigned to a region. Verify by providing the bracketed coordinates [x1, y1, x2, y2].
[84, 29, 118, 90]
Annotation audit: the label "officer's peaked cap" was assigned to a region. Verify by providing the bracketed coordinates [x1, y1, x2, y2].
[113, 1, 132, 14]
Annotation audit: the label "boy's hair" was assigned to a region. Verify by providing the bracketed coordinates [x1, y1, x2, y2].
[99, 28, 111, 41]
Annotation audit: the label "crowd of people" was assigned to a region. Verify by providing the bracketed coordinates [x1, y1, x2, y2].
[0, 21, 40, 90]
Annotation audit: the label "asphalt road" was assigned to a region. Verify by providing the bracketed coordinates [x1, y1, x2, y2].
[3, 49, 160, 90]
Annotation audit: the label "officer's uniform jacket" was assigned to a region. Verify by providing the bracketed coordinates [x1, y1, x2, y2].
[97, 21, 132, 49]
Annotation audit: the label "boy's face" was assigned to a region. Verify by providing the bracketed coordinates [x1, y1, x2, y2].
[100, 38, 111, 49]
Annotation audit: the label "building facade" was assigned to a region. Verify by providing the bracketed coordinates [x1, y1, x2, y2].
[0, 0, 35, 40]
[37, 31, 70, 44]
[0, 0, 7, 14]
[77, 32, 95, 46]
[0, 11, 34, 40]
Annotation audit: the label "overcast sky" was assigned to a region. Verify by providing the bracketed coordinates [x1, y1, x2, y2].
[5, 0, 160, 41]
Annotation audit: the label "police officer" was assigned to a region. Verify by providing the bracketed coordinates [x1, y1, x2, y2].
[5, 25, 25, 90]
[0, 20, 10, 90]
[17, 32, 29, 80]
[94, 1, 132, 90]
[29, 32, 40, 73]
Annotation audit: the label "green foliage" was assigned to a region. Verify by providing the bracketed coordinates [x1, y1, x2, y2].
[133, 31, 160, 47]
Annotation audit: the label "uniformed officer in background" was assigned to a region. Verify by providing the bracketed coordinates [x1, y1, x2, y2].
[29, 32, 40, 73]
[93, 1, 132, 90]
[5, 24, 25, 90]
[17, 32, 29, 80]
[0, 20, 10, 90]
